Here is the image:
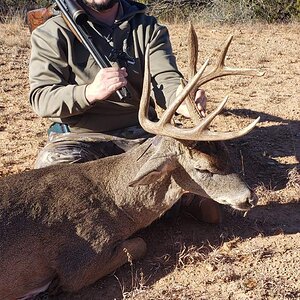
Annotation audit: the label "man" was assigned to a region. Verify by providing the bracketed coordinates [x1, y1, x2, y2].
[29, 0, 221, 223]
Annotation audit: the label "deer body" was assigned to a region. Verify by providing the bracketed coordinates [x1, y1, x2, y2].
[0, 136, 256, 299]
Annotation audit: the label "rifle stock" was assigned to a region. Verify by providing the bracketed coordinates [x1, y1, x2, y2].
[27, 6, 56, 33]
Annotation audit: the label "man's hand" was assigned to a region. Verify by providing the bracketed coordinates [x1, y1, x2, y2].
[85, 67, 128, 103]
[176, 88, 207, 118]
[194, 89, 207, 117]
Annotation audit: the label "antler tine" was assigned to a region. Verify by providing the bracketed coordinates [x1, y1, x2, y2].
[190, 116, 261, 141]
[183, 22, 204, 123]
[195, 95, 229, 129]
[158, 58, 210, 126]
[138, 44, 154, 132]
[188, 22, 198, 80]
[182, 30, 264, 126]
[187, 96, 261, 141]
[168, 88, 260, 141]
[194, 35, 265, 89]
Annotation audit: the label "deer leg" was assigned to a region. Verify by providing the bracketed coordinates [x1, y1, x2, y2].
[181, 194, 222, 224]
[57, 237, 147, 294]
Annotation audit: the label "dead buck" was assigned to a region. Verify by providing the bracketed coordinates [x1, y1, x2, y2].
[0, 25, 263, 299]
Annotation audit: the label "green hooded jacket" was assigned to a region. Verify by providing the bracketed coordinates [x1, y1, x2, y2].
[29, 0, 183, 133]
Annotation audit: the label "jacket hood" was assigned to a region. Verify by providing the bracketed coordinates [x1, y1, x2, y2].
[119, 0, 148, 22]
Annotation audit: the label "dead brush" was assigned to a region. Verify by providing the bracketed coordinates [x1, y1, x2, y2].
[196, 0, 255, 24]
[114, 247, 149, 300]
[116, 269, 148, 300]
[205, 240, 237, 267]
[175, 242, 206, 269]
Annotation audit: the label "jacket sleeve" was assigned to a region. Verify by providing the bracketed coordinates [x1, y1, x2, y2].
[148, 22, 183, 108]
[29, 21, 92, 118]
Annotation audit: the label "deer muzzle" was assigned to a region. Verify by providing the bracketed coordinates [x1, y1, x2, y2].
[199, 173, 258, 211]
[229, 189, 258, 211]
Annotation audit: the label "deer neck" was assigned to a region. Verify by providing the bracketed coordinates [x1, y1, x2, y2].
[86, 139, 185, 228]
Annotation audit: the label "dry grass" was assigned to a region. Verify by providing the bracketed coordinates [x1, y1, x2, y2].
[287, 167, 300, 190]
[255, 167, 300, 206]
[0, 17, 30, 48]
[175, 243, 206, 269]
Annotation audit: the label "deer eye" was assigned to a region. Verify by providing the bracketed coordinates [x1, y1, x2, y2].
[195, 168, 212, 175]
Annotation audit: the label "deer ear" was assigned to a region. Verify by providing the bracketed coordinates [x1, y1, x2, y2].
[129, 156, 178, 187]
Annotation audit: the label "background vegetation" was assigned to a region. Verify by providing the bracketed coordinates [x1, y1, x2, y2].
[142, 0, 300, 23]
[0, 0, 299, 23]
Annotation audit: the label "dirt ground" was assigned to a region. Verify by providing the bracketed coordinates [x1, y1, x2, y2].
[0, 21, 299, 300]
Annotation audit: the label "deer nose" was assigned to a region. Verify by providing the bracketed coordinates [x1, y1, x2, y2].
[247, 192, 258, 208]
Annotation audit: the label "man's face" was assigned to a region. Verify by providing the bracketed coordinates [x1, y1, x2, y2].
[82, 0, 119, 11]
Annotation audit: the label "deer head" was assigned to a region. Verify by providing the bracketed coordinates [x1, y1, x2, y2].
[131, 24, 264, 211]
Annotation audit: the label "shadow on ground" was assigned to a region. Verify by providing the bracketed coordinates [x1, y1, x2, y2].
[55, 200, 300, 300]
[224, 108, 299, 189]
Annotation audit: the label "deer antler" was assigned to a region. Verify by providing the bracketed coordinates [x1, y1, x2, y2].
[194, 34, 265, 87]
[139, 31, 264, 141]
[184, 23, 265, 126]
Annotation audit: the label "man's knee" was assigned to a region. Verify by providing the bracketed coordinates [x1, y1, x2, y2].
[34, 140, 103, 169]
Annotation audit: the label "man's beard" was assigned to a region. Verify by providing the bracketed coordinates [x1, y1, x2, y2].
[82, 0, 119, 12]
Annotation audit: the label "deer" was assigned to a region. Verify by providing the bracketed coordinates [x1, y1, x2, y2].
[0, 24, 264, 299]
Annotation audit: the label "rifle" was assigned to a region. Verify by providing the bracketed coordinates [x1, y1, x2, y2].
[28, 0, 129, 101]
[56, 0, 130, 101]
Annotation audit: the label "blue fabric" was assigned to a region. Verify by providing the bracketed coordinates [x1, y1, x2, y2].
[47, 123, 70, 135]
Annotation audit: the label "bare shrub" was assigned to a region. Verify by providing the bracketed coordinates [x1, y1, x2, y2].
[197, 0, 255, 24]
[147, 0, 206, 23]
[251, 0, 300, 22]
[142, 0, 255, 23]
[143, 0, 300, 23]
